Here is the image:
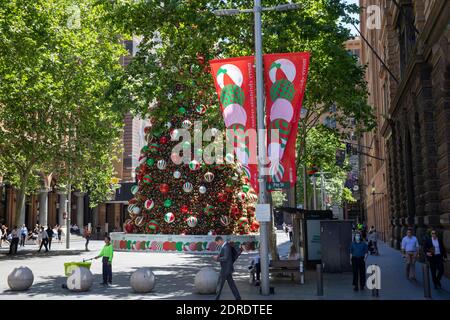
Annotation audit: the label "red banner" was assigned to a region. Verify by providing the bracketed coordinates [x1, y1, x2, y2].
[209, 56, 258, 192]
[264, 52, 310, 186]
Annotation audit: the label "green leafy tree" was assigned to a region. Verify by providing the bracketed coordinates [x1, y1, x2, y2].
[0, 0, 127, 225]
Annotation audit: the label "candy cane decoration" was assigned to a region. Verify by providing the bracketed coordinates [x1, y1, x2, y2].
[267, 59, 296, 182]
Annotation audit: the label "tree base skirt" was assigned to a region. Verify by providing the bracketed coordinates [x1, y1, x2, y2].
[110, 232, 260, 253]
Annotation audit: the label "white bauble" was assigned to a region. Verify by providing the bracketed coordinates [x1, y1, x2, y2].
[194, 267, 219, 294]
[130, 268, 156, 293]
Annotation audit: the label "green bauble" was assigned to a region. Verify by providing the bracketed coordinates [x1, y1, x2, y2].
[220, 84, 244, 107]
[146, 158, 154, 166]
[270, 79, 295, 101]
[164, 199, 172, 208]
[178, 107, 186, 114]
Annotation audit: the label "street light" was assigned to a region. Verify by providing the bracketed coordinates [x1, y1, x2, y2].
[213, 0, 301, 296]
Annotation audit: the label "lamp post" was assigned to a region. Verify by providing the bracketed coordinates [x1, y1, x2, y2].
[213, 1, 301, 296]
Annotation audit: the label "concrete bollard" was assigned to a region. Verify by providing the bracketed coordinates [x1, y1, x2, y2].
[316, 263, 323, 296]
[7, 266, 34, 291]
[130, 268, 155, 293]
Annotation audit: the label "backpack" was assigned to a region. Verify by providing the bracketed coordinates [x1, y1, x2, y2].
[230, 243, 241, 263]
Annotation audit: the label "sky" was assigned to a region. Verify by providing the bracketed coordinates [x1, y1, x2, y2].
[343, 0, 360, 36]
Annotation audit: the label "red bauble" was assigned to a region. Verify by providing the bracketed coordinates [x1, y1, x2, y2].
[225, 187, 233, 193]
[144, 126, 151, 134]
[160, 183, 169, 194]
[159, 136, 168, 144]
[230, 206, 240, 216]
[124, 222, 134, 233]
[217, 192, 228, 203]
[250, 221, 260, 232]
[181, 205, 189, 213]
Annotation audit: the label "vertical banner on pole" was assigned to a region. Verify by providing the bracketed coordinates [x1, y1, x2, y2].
[209, 56, 258, 192]
[264, 52, 310, 188]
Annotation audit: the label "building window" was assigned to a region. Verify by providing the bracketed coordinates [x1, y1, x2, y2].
[397, 3, 416, 76]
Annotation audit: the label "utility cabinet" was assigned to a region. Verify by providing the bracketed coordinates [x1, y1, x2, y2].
[320, 220, 353, 273]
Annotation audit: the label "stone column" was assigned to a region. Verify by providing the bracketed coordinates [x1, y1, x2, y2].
[57, 192, 67, 227]
[391, 123, 402, 248]
[74, 192, 85, 233]
[39, 188, 50, 227]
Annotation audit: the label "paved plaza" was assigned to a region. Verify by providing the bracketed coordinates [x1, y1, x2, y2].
[0, 231, 449, 300]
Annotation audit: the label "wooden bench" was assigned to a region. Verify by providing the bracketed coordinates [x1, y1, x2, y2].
[249, 259, 301, 283]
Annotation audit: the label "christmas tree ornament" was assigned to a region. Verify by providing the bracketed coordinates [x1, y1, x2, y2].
[159, 136, 168, 144]
[238, 217, 249, 228]
[187, 216, 198, 227]
[204, 172, 214, 182]
[132, 206, 141, 215]
[196, 104, 207, 114]
[146, 158, 155, 166]
[170, 129, 180, 140]
[128, 204, 136, 213]
[144, 126, 151, 134]
[203, 205, 214, 216]
[134, 216, 145, 227]
[173, 171, 181, 179]
[230, 206, 240, 216]
[189, 160, 200, 171]
[217, 192, 227, 203]
[164, 212, 175, 223]
[144, 199, 155, 210]
[232, 173, 238, 181]
[181, 205, 189, 213]
[220, 215, 230, 226]
[148, 143, 160, 153]
[146, 220, 159, 233]
[163, 199, 172, 208]
[250, 220, 260, 232]
[178, 107, 186, 114]
[124, 221, 134, 233]
[141, 145, 149, 153]
[165, 122, 172, 129]
[128, 198, 138, 205]
[159, 183, 169, 194]
[131, 185, 139, 195]
[143, 175, 152, 184]
[238, 192, 246, 201]
[242, 185, 250, 193]
[182, 119, 192, 129]
[139, 155, 147, 164]
[183, 182, 193, 193]
[199, 186, 207, 194]
[157, 159, 167, 170]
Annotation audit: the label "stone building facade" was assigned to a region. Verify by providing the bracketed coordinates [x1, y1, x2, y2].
[360, 0, 450, 268]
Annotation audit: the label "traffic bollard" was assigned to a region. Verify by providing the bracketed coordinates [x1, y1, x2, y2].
[423, 263, 431, 299]
[316, 263, 323, 296]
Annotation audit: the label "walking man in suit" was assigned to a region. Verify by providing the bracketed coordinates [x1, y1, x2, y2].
[424, 229, 447, 289]
[214, 236, 241, 300]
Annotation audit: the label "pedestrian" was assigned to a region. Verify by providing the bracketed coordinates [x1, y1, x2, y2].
[282, 222, 287, 235]
[288, 244, 300, 260]
[46, 225, 54, 251]
[214, 236, 241, 300]
[38, 226, 49, 253]
[95, 236, 114, 286]
[0, 224, 3, 248]
[287, 224, 293, 242]
[424, 229, 447, 289]
[249, 254, 261, 286]
[19, 224, 28, 247]
[401, 227, 419, 280]
[368, 226, 379, 255]
[8, 226, 20, 255]
[3, 225, 10, 246]
[84, 226, 91, 251]
[57, 225, 63, 244]
[349, 231, 368, 291]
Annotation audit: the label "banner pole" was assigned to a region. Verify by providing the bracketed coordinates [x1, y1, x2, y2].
[254, 0, 270, 296]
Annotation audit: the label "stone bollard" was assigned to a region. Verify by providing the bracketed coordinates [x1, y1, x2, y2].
[8, 266, 34, 291]
[195, 267, 219, 294]
[130, 268, 156, 293]
[66, 267, 93, 292]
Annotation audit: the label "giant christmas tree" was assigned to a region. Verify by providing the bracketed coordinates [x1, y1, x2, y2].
[123, 102, 259, 236]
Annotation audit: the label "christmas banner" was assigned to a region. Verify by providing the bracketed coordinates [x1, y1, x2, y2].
[209, 56, 258, 192]
[264, 52, 310, 187]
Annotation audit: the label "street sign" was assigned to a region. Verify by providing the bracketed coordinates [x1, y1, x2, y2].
[256, 204, 271, 222]
[267, 182, 289, 190]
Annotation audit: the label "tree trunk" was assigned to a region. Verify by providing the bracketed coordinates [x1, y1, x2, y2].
[15, 173, 29, 227]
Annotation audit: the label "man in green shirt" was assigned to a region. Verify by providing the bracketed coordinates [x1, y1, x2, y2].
[95, 236, 113, 285]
